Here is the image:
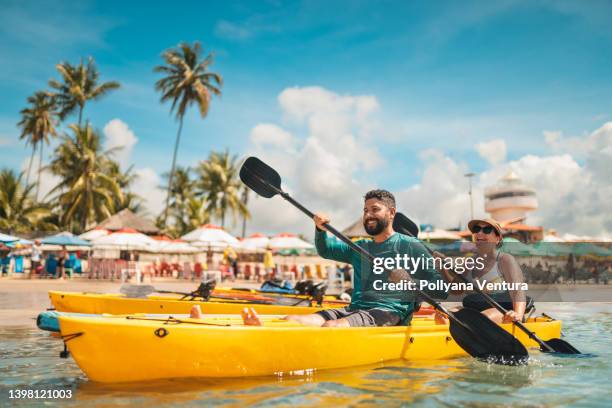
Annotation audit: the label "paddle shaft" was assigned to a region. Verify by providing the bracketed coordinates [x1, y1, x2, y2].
[394, 213, 555, 352]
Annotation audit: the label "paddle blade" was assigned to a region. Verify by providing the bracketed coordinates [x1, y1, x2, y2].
[393, 212, 420, 237]
[449, 308, 528, 365]
[240, 157, 282, 198]
[542, 338, 581, 354]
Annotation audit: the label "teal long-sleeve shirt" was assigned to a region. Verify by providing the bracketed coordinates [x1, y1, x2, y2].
[315, 229, 447, 323]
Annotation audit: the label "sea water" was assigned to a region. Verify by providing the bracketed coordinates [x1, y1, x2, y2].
[0, 302, 610, 407]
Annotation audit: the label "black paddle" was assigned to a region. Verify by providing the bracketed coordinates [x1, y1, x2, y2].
[240, 156, 528, 364]
[393, 211, 581, 355]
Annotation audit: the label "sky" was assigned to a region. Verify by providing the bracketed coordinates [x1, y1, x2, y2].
[1, 0, 611, 238]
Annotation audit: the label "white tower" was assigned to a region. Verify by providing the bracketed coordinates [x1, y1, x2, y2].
[484, 170, 538, 223]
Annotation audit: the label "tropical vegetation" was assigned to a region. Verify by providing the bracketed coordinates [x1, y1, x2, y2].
[2, 46, 252, 237]
[17, 91, 59, 199]
[49, 57, 120, 125]
[48, 124, 123, 232]
[0, 169, 55, 234]
[154, 41, 223, 225]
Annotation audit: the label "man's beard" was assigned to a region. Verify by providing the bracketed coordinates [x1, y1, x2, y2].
[363, 217, 389, 236]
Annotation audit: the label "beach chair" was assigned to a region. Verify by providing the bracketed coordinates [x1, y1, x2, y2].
[194, 262, 203, 279]
[243, 263, 252, 280]
[327, 265, 344, 292]
[304, 265, 314, 280]
[183, 262, 193, 280]
[315, 264, 326, 280]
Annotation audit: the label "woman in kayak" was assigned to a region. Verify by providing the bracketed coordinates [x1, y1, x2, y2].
[190, 190, 447, 326]
[434, 218, 527, 325]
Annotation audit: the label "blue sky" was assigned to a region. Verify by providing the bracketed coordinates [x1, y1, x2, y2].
[1, 0, 611, 236]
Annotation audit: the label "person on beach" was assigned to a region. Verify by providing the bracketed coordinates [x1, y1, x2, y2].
[57, 246, 67, 279]
[434, 218, 528, 325]
[189, 189, 447, 326]
[30, 240, 42, 276]
[262, 245, 275, 281]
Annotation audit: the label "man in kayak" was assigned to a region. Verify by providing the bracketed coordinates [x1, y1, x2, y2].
[215, 189, 447, 327]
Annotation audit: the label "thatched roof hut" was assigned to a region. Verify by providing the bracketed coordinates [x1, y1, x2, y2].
[342, 218, 370, 240]
[94, 209, 159, 235]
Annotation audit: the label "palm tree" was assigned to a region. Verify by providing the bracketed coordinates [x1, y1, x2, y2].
[154, 41, 223, 225]
[240, 185, 250, 237]
[0, 169, 55, 234]
[48, 124, 122, 232]
[49, 57, 120, 126]
[160, 166, 199, 235]
[105, 162, 144, 214]
[163, 166, 194, 214]
[17, 91, 59, 199]
[195, 150, 247, 228]
[182, 196, 210, 233]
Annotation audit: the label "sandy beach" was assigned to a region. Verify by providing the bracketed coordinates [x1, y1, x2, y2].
[0, 278, 264, 327]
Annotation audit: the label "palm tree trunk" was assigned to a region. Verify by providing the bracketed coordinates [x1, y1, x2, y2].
[241, 190, 249, 238]
[36, 143, 43, 201]
[241, 214, 247, 238]
[25, 144, 35, 188]
[163, 116, 184, 225]
[78, 104, 84, 127]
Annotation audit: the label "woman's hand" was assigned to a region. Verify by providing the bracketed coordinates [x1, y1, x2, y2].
[502, 310, 523, 323]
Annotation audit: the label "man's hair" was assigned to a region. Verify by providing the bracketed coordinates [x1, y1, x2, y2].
[364, 189, 396, 209]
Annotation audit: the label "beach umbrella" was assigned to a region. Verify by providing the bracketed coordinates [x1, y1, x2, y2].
[571, 242, 611, 258]
[239, 233, 270, 251]
[7, 238, 33, 245]
[42, 232, 92, 247]
[154, 240, 199, 254]
[436, 241, 477, 254]
[418, 229, 462, 241]
[533, 241, 573, 257]
[79, 228, 109, 241]
[269, 233, 314, 250]
[181, 224, 239, 248]
[92, 228, 157, 250]
[0, 233, 19, 243]
[501, 237, 538, 256]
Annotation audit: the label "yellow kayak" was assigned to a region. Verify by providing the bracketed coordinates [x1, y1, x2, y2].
[49, 290, 435, 316]
[58, 314, 561, 382]
[49, 290, 324, 315]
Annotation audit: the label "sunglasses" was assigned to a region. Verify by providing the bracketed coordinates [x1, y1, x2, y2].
[471, 225, 495, 234]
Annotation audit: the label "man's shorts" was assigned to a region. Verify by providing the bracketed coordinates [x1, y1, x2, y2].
[315, 307, 401, 327]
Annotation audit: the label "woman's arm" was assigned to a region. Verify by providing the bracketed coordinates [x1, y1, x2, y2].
[432, 251, 466, 295]
[500, 253, 526, 322]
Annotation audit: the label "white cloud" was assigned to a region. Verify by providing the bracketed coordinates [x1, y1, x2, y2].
[132, 167, 165, 216]
[396, 149, 475, 229]
[396, 123, 612, 237]
[242, 87, 612, 239]
[249, 123, 295, 150]
[475, 139, 507, 165]
[20, 155, 60, 201]
[103, 119, 138, 168]
[243, 86, 384, 238]
[214, 20, 253, 40]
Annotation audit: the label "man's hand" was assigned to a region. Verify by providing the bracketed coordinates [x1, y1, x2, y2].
[389, 269, 410, 283]
[313, 213, 330, 231]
